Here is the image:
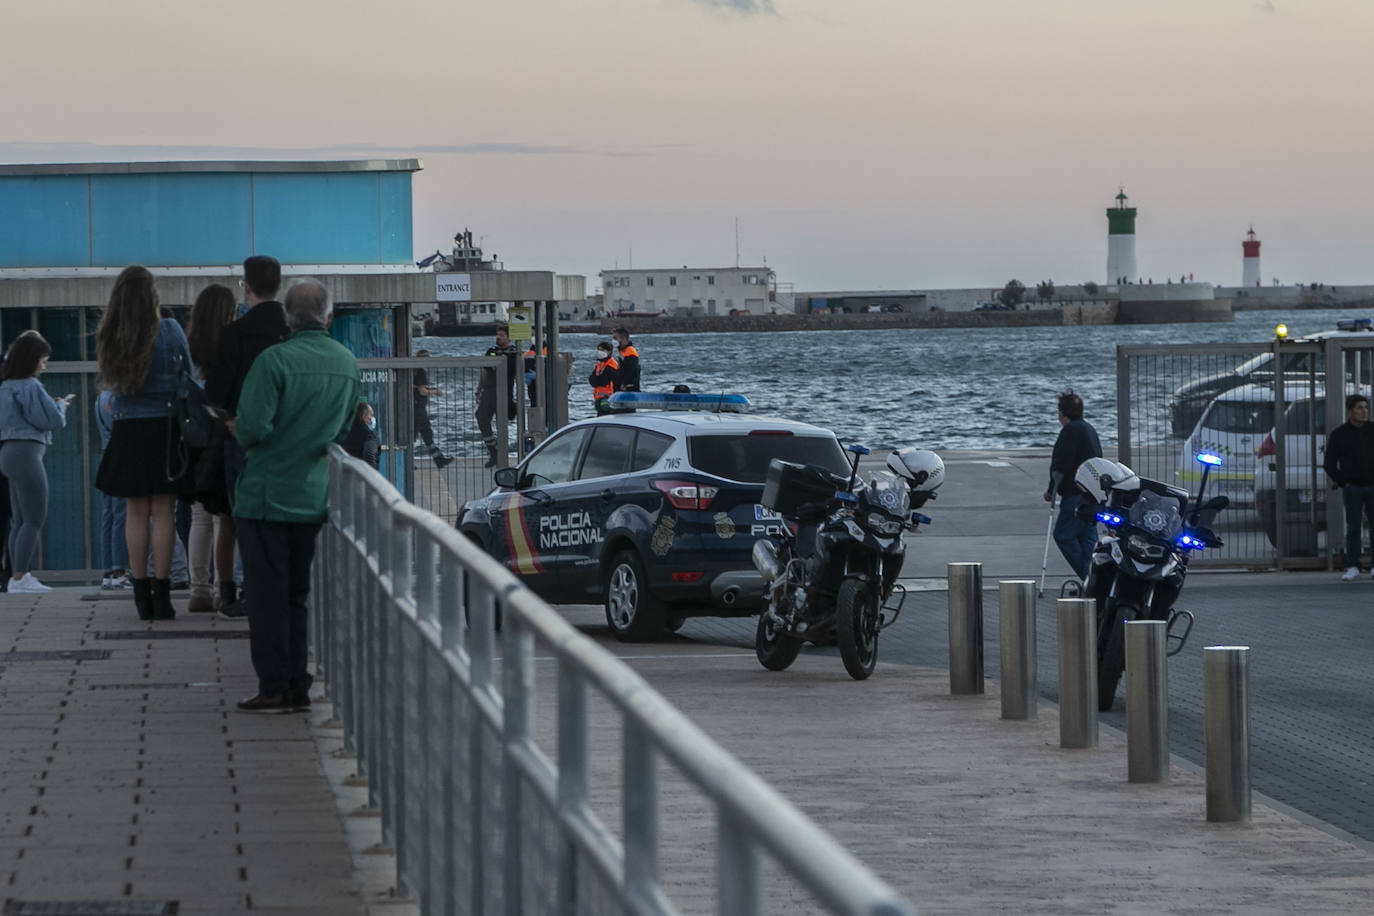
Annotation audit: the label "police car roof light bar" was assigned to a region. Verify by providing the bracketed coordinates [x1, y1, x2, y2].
[606, 391, 750, 412]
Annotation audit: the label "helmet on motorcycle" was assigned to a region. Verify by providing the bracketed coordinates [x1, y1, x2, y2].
[887, 447, 945, 493]
[1073, 457, 1138, 497]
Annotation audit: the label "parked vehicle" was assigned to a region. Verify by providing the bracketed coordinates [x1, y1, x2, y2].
[1254, 392, 1330, 555]
[1167, 319, 1374, 438]
[1176, 382, 1300, 507]
[751, 446, 945, 681]
[1076, 453, 1228, 711]
[456, 390, 854, 641]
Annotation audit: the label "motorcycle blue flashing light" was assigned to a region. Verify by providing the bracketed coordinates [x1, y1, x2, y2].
[1096, 511, 1124, 526]
[835, 491, 858, 503]
[846, 443, 872, 455]
[912, 512, 932, 526]
[1195, 452, 1223, 467]
[1178, 534, 1202, 549]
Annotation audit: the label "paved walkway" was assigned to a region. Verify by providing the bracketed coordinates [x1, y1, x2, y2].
[0, 586, 403, 915]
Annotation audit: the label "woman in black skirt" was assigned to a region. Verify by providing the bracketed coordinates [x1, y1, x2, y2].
[95, 266, 194, 621]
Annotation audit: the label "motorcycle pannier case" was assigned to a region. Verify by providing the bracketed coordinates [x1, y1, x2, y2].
[762, 460, 843, 518]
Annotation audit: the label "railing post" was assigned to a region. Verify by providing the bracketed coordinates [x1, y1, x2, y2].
[947, 562, 984, 695]
[1056, 598, 1097, 748]
[998, 580, 1037, 720]
[1126, 620, 1169, 783]
[1204, 646, 1251, 822]
[502, 617, 534, 916]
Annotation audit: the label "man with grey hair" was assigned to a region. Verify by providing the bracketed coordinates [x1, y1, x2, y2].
[232, 278, 361, 713]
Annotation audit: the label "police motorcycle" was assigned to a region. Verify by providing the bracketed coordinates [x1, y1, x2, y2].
[1073, 452, 1228, 711]
[750, 445, 945, 681]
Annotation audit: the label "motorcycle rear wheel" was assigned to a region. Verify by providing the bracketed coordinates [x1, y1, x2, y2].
[1097, 603, 1135, 711]
[755, 612, 803, 671]
[837, 578, 879, 681]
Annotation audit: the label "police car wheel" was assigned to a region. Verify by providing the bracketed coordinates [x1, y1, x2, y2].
[604, 550, 665, 642]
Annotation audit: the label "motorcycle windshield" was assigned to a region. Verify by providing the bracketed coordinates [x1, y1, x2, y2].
[863, 472, 911, 520]
[1128, 490, 1183, 541]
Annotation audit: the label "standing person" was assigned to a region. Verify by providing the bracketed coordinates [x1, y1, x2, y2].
[205, 255, 289, 620]
[0, 331, 70, 594]
[588, 341, 619, 414]
[184, 283, 239, 612]
[95, 266, 194, 620]
[95, 390, 130, 589]
[1322, 393, 1374, 580]
[473, 325, 518, 468]
[412, 350, 451, 468]
[232, 279, 360, 713]
[341, 401, 381, 468]
[612, 326, 641, 392]
[1044, 389, 1102, 582]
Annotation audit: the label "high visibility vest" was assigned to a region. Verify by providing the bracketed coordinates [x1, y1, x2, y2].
[591, 356, 618, 401]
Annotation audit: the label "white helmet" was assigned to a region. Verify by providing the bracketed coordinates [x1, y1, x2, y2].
[887, 447, 945, 494]
[1073, 457, 1138, 497]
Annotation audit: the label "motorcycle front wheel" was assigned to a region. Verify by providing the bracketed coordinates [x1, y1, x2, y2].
[755, 612, 803, 671]
[1097, 603, 1136, 711]
[837, 578, 880, 681]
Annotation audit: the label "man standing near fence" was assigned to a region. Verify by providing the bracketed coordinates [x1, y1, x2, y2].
[1045, 389, 1102, 582]
[474, 325, 518, 468]
[1323, 393, 1374, 581]
[232, 279, 360, 713]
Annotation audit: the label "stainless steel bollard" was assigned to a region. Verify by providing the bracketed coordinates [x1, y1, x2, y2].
[1056, 598, 1097, 748]
[1204, 646, 1251, 822]
[999, 580, 1037, 720]
[1126, 620, 1168, 782]
[948, 562, 984, 695]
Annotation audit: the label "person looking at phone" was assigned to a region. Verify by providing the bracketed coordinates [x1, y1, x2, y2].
[0, 331, 70, 594]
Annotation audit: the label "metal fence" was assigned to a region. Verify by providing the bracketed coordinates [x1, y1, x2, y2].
[1117, 337, 1374, 569]
[309, 445, 915, 916]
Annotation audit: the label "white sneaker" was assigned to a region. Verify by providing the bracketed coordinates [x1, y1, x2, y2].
[9, 573, 52, 594]
[1342, 566, 1360, 581]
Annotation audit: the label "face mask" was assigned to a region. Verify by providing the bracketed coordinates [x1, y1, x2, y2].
[366, 416, 377, 431]
[597, 351, 611, 361]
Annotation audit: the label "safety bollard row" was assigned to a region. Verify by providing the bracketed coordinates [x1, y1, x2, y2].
[943, 565, 1252, 823]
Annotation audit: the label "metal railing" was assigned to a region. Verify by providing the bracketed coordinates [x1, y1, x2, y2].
[309, 445, 915, 916]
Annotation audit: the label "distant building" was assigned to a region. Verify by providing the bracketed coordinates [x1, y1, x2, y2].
[599, 266, 777, 316]
[1242, 227, 1262, 288]
[1106, 188, 1138, 285]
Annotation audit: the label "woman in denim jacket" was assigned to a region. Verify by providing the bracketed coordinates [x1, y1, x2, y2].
[95, 266, 194, 621]
[0, 331, 70, 594]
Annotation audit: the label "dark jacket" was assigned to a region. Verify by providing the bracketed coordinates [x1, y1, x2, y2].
[478, 344, 519, 410]
[341, 419, 381, 469]
[1323, 421, 1374, 487]
[1049, 418, 1102, 497]
[615, 343, 641, 392]
[205, 301, 290, 414]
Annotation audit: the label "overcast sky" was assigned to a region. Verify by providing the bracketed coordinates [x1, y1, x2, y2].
[2, 0, 1370, 291]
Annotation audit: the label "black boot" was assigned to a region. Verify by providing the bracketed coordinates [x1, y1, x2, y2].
[132, 578, 153, 621]
[483, 439, 498, 468]
[152, 578, 175, 620]
[217, 580, 247, 620]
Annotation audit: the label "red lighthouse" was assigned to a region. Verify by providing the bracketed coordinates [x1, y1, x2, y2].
[1242, 227, 1261, 287]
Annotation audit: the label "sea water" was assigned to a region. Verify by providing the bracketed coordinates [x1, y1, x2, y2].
[416, 307, 1359, 451]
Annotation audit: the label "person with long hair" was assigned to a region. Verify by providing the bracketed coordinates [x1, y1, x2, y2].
[95, 266, 194, 621]
[184, 283, 239, 613]
[0, 331, 70, 593]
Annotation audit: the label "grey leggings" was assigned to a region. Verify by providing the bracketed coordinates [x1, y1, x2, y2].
[0, 440, 47, 574]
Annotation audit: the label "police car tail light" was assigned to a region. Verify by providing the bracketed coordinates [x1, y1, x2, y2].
[653, 479, 720, 510]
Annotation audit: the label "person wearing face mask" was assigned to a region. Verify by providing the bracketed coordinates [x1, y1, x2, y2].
[588, 342, 619, 414]
[611, 327, 640, 392]
[342, 401, 381, 469]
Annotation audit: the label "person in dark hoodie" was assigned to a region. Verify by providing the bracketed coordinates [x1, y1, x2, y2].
[1323, 393, 1374, 580]
[204, 255, 290, 619]
[1044, 389, 1102, 581]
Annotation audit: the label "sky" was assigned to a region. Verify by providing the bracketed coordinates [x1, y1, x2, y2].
[2, 0, 1372, 292]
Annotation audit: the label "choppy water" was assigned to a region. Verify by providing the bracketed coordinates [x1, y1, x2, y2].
[418, 308, 1357, 451]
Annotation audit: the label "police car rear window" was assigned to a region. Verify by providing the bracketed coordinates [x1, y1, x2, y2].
[687, 434, 850, 483]
[1203, 402, 1274, 435]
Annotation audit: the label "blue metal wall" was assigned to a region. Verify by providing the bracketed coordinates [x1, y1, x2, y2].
[0, 168, 415, 267]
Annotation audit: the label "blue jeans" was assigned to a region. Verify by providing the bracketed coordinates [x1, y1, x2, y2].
[1054, 493, 1097, 580]
[1342, 484, 1374, 566]
[100, 492, 129, 573]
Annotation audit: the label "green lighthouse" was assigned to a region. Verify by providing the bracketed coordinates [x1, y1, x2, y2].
[1106, 188, 1138, 284]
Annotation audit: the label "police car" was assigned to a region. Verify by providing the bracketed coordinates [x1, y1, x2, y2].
[456, 391, 854, 641]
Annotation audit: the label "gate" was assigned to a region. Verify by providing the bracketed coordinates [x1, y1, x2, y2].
[1118, 337, 1374, 568]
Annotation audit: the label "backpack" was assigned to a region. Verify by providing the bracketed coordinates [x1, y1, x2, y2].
[165, 355, 213, 482]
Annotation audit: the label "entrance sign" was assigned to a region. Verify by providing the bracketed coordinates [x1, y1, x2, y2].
[435, 273, 471, 302]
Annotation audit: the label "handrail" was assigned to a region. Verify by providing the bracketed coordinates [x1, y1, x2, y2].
[310, 444, 915, 915]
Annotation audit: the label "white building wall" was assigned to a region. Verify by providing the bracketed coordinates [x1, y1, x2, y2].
[1107, 235, 1138, 285]
[1242, 256, 1261, 288]
[599, 267, 775, 316]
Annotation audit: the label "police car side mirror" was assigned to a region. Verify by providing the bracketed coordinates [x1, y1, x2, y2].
[493, 467, 520, 489]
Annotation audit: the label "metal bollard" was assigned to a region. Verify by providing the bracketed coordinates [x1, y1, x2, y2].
[947, 562, 984, 695]
[1056, 598, 1097, 748]
[1125, 620, 1168, 782]
[1204, 646, 1251, 822]
[999, 580, 1037, 720]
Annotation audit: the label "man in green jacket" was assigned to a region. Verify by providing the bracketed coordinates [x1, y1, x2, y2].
[232, 278, 360, 714]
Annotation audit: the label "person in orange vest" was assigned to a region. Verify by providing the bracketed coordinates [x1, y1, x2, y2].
[588, 341, 619, 414]
[612, 326, 641, 392]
